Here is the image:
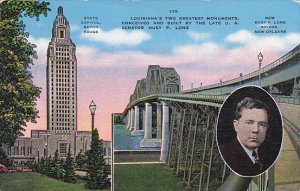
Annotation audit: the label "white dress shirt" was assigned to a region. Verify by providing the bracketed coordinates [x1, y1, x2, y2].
[237, 137, 258, 164]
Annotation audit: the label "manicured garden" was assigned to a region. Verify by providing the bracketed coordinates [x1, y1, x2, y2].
[0, 172, 110, 191]
[0, 129, 110, 190]
[114, 163, 191, 191]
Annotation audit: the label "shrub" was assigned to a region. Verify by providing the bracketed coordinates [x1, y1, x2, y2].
[0, 165, 8, 173]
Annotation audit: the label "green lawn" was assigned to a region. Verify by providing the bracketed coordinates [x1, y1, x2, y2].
[114, 164, 191, 191]
[0, 172, 110, 191]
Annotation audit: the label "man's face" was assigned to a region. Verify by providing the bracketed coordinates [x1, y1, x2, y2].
[233, 108, 268, 150]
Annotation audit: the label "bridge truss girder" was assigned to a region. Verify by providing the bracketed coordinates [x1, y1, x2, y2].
[165, 100, 230, 190]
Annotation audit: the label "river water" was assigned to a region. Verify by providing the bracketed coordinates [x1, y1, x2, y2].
[113, 125, 160, 151]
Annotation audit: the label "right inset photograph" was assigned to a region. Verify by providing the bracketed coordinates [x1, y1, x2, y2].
[217, 86, 283, 177]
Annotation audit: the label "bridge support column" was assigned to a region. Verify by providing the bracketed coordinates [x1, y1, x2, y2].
[131, 105, 144, 136]
[156, 102, 162, 139]
[144, 102, 152, 139]
[160, 101, 169, 162]
[127, 110, 131, 128]
[293, 77, 300, 97]
[140, 102, 161, 148]
[130, 108, 134, 130]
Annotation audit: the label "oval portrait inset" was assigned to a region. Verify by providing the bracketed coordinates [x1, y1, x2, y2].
[217, 86, 283, 177]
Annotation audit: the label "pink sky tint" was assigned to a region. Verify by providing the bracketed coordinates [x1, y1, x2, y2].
[23, 31, 300, 141]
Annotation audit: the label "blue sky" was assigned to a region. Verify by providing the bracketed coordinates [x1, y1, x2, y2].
[25, 0, 300, 51]
[22, 0, 300, 140]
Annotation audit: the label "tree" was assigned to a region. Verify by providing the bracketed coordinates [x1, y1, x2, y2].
[86, 129, 110, 189]
[64, 145, 76, 183]
[49, 149, 61, 178]
[58, 158, 65, 179]
[0, 0, 50, 144]
[44, 155, 51, 175]
[75, 151, 87, 169]
[0, 147, 11, 166]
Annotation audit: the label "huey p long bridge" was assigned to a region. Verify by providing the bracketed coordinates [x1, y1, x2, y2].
[120, 44, 300, 191]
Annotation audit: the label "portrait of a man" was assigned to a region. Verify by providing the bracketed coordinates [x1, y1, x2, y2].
[217, 86, 282, 177]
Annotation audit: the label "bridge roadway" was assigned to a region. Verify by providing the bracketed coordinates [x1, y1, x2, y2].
[121, 45, 300, 191]
[182, 44, 300, 96]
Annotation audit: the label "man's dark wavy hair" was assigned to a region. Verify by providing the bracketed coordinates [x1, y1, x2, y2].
[235, 97, 269, 120]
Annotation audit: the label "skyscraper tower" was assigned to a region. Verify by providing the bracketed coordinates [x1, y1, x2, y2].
[47, 6, 77, 134]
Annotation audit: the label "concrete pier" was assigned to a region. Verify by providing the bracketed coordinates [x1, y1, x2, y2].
[131, 106, 144, 136]
[160, 101, 169, 162]
[140, 102, 161, 148]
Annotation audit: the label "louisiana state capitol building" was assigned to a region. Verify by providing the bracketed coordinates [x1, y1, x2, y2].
[45, 6, 83, 158]
[2, 7, 111, 164]
[47, 6, 78, 136]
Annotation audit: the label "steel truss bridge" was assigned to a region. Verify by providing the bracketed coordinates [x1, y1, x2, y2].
[121, 44, 300, 191]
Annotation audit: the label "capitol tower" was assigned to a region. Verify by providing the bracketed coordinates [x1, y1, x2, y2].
[47, 6, 77, 134]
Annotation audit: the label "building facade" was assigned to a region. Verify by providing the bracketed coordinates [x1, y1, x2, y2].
[2, 7, 111, 165]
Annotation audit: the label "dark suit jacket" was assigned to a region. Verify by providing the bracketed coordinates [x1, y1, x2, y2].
[219, 138, 275, 176]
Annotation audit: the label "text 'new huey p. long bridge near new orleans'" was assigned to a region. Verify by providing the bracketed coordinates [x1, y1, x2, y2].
[119, 44, 300, 191]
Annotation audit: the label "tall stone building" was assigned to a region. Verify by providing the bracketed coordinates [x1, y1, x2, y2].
[45, 6, 79, 158]
[1, 7, 111, 165]
[47, 6, 77, 136]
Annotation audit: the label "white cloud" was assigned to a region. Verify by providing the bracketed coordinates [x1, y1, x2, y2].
[80, 28, 151, 46]
[225, 29, 300, 52]
[187, 31, 211, 41]
[225, 29, 256, 44]
[292, 0, 300, 4]
[28, 36, 49, 65]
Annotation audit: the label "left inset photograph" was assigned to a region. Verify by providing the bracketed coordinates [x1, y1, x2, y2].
[0, 2, 111, 190]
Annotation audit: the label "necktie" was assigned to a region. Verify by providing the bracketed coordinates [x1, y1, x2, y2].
[252, 151, 263, 171]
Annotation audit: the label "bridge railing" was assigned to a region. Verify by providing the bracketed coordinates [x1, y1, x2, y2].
[183, 44, 300, 93]
[160, 93, 226, 103]
[273, 95, 300, 105]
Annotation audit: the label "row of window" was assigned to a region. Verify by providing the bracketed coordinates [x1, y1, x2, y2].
[51, 108, 75, 113]
[54, 100, 74, 104]
[54, 126, 74, 130]
[51, 92, 74, 97]
[52, 128, 75, 131]
[56, 47, 69, 52]
[52, 83, 75, 88]
[52, 104, 75, 109]
[51, 74, 75, 79]
[57, 16, 67, 26]
[51, 77, 71, 82]
[54, 57, 70, 61]
[51, 106, 71, 110]
[103, 147, 112, 156]
[55, 52, 69, 56]
[51, 118, 75, 123]
[51, 118, 75, 122]
[51, 69, 75, 74]
[52, 97, 75, 101]
[55, 114, 74, 118]
[52, 88, 72, 93]
[50, 66, 74, 71]
[51, 109, 75, 114]
[53, 64, 74, 69]
[52, 96, 75, 100]
[51, 60, 74, 66]
[53, 79, 74, 83]
[7, 146, 32, 156]
[52, 114, 75, 118]
[51, 88, 72, 93]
